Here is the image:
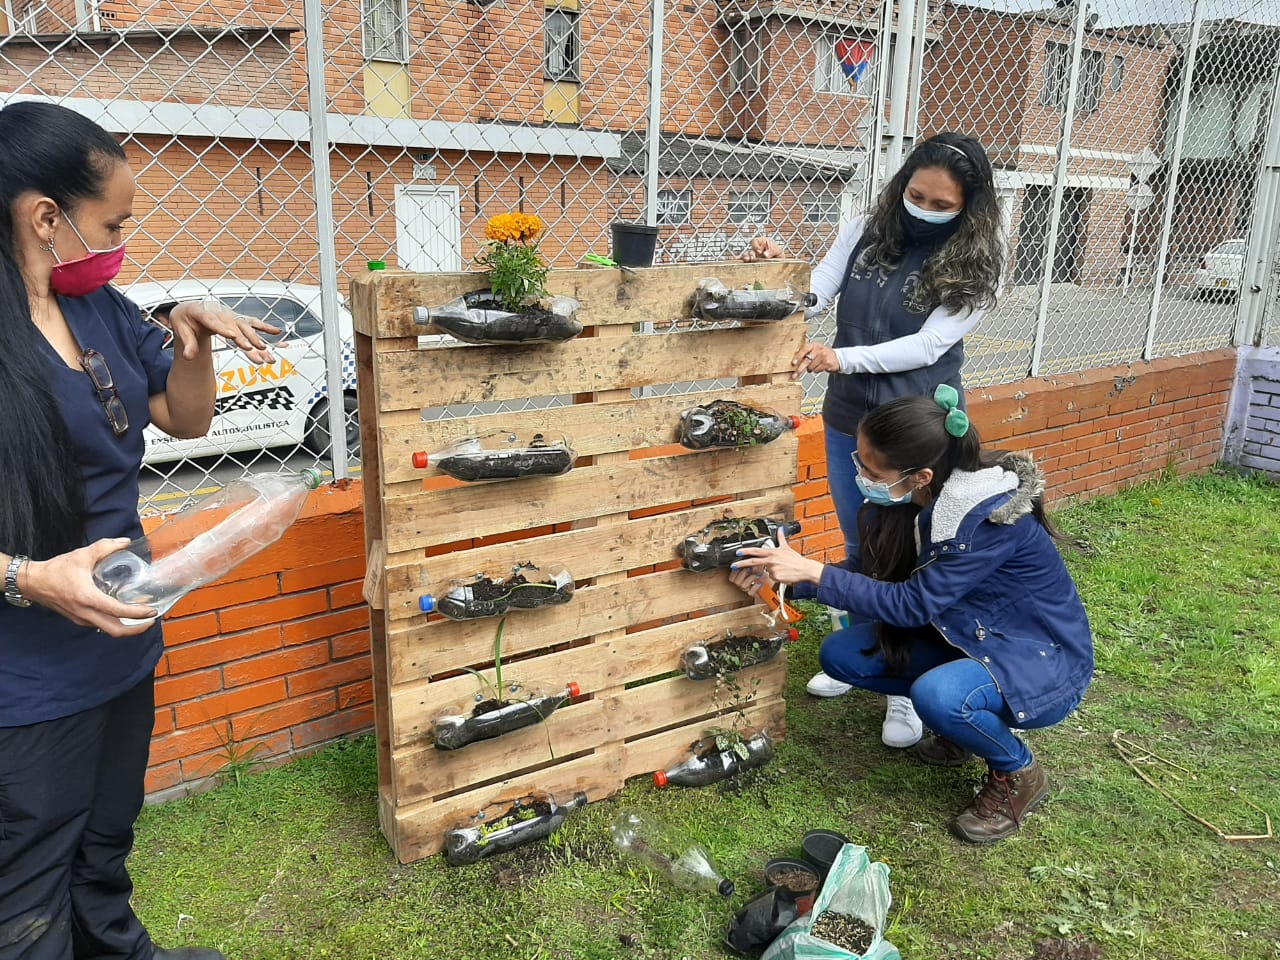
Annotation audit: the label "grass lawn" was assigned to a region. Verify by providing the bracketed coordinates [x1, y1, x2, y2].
[131, 468, 1280, 960]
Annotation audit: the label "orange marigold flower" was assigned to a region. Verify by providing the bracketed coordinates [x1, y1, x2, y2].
[485, 211, 544, 244]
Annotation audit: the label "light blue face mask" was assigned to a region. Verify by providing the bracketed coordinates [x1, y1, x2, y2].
[853, 451, 919, 506]
[903, 195, 962, 225]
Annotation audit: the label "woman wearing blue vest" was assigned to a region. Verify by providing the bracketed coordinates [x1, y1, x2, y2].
[0, 102, 275, 960]
[744, 132, 1004, 749]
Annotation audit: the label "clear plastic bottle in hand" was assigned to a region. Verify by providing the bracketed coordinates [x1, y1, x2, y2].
[610, 808, 735, 898]
[93, 469, 322, 625]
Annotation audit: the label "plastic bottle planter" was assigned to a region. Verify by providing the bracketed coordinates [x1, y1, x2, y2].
[690, 278, 818, 322]
[411, 433, 575, 482]
[680, 628, 798, 681]
[413, 291, 583, 344]
[677, 399, 800, 450]
[652, 731, 774, 788]
[444, 791, 588, 866]
[679, 517, 801, 572]
[419, 563, 574, 620]
[433, 681, 580, 751]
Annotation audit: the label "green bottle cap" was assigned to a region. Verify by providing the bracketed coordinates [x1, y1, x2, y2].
[367, 260, 387, 271]
[301, 467, 323, 490]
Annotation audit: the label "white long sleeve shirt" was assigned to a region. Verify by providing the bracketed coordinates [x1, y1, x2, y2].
[807, 216, 985, 376]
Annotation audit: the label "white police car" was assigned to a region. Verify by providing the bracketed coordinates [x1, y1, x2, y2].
[120, 280, 359, 464]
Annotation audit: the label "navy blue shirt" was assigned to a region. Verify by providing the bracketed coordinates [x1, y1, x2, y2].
[0, 285, 172, 726]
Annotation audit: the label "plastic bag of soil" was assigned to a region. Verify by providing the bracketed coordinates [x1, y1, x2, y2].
[760, 844, 900, 960]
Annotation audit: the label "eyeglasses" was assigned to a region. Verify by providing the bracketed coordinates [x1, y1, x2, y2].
[80, 349, 129, 437]
[852, 451, 917, 486]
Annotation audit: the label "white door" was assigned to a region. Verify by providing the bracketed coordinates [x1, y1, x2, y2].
[395, 185, 462, 272]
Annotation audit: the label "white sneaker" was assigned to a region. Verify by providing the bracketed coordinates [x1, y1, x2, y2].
[882, 695, 923, 748]
[806, 671, 854, 697]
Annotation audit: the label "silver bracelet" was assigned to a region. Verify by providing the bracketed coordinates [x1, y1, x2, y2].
[5, 554, 31, 608]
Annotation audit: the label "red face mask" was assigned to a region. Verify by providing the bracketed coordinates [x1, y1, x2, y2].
[49, 215, 127, 298]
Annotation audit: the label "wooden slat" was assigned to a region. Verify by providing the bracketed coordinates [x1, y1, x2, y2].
[387, 605, 770, 746]
[619, 698, 787, 784]
[385, 566, 769, 685]
[610, 658, 787, 743]
[380, 382, 803, 485]
[381, 436, 797, 553]
[383, 490, 794, 619]
[349, 261, 811, 339]
[372, 319, 806, 411]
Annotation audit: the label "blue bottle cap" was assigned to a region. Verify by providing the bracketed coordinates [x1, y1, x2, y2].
[418, 595, 436, 613]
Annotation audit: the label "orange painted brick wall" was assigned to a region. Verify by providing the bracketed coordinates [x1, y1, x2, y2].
[144, 349, 1235, 795]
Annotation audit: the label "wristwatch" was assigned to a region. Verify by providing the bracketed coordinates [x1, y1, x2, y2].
[5, 554, 31, 608]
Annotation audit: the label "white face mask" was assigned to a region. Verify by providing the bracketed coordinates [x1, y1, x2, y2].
[903, 195, 962, 225]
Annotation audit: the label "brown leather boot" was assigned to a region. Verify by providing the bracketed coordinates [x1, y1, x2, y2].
[951, 760, 1049, 844]
[911, 735, 974, 767]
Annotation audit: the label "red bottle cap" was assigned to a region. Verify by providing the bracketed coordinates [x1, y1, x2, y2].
[786, 628, 799, 642]
[653, 770, 668, 788]
[411, 451, 429, 469]
[787, 416, 801, 429]
[566, 681, 581, 698]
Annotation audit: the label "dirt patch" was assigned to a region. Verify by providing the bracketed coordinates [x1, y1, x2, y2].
[1029, 938, 1103, 960]
[488, 842, 557, 888]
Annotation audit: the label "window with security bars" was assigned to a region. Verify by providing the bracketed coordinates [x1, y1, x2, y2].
[545, 8, 581, 82]
[727, 24, 762, 94]
[657, 189, 692, 225]
[803, 191, 840, 224]
[728, 191, 772, 225]
[1041, 41, 1105, 115]
[362, 0, 408, 62]
[1110, 55, 1124, 92]
[815, 35, 876, 97]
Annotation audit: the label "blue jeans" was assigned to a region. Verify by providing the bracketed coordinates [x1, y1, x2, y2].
[824, 423, 864, 562]
[819, 624, 1080, 771]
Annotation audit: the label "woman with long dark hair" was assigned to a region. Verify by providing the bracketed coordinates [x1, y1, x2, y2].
[744, 132, 1005, 749]
[730, 387, 1094, 843]
[0, 102, 274, 960]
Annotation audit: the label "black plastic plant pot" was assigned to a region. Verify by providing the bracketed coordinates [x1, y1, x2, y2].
[680, 630, 797, 682]
[433, 682, 580, 751]
[764, 857, 820, 914]
[679, 518, 802, 572]
[444, 791, 588, 866]
[611, 221, 658, 267]
[800, 830, 850, 884]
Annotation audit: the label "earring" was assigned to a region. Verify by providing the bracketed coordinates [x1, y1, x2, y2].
[38, 237, 55, 253]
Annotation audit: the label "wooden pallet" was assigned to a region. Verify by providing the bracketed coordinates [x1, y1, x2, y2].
[352, 260, 809, 863]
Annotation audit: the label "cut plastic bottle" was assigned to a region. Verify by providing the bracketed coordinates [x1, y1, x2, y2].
[677, 399, 800, 450]
[691, 277, 818, 321]
[679, 517, 801, 572]
[680, 628, 798, 681]
[93, 469, 322, 625]
[418, 562, 574, 620]
[411, 432, 575, 481]
[610, 808, 735, 898]
[653, 731, 774, 788]
[413, 292, 583, 344]
[433, 681, 580, 750]
[444, 791, 588, 866]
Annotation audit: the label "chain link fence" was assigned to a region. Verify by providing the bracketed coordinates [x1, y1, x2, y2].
[2, 0, 1276, 509]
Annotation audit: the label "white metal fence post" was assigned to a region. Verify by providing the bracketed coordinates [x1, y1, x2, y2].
[1029, 0, 1090, 377]
[644, 0, 667, 228]
[885, 0, 917, 175]
[1144, 0, 1206, 361]
[303, 0, 350, 479]
[1234, 47, 1280, 348]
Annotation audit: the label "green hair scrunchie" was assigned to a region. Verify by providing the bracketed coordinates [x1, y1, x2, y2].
[933, 384, 970, 438]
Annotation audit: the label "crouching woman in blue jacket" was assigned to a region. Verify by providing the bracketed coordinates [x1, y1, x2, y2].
[732, 385, 1093, 843]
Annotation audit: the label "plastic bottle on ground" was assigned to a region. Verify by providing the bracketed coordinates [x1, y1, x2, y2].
[610, 808, 735, 898]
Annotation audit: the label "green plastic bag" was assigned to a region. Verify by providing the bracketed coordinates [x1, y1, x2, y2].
[760, 844, 900, 960]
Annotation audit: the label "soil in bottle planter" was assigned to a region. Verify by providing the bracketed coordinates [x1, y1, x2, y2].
[419, 562, 574, 620]
[653, 731, 774, 788]
[677, 400, 800, 450]
[680, 629, 798, 681]
[444, 791, 588, 866]
[433, 681, 580, 750]
[679, 517, 801, 572]
[413, 292, 583, 344]
[809, 912, 877, 955]
[412, 432, 575, 481]
[691, 278, 817, 322]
